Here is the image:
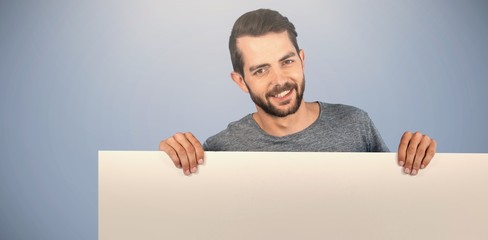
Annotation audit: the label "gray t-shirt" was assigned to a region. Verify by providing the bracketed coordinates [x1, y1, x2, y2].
[203, 102, 389, 152]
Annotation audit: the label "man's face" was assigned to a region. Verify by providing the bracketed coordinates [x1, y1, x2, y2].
[235, 31, 305, 117]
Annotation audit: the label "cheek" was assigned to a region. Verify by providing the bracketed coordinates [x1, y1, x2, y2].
[288, 67, 304, 81]
[282, 63, 303, 76]
[251, 82, 269, 96]
[246, 77, 269, 94]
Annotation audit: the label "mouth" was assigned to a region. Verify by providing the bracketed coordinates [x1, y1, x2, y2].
[273, 90, 291, 98]
[266, 82, 297, 104]
[269, 89, 294, 105]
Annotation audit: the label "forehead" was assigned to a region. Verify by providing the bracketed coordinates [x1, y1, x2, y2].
[236, 31, 296, 67]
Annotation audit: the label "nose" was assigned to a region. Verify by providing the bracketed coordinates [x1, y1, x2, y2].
[269, 67, 287, 86]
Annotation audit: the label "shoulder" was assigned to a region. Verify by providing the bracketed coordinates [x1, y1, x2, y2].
[318, 102, 370, 121]
[203, 114, 257, 150]
[315, 102, 388, 152]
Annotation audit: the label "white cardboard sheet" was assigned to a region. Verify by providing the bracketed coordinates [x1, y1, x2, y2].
[99, 151, 488, 240]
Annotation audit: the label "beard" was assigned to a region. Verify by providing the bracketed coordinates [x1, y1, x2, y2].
[246, 76, 305, 118]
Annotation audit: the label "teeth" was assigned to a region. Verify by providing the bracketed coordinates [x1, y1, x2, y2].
[274, 90, 290, 98]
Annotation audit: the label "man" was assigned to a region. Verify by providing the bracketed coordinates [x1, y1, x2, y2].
[160, 9, 436, 176]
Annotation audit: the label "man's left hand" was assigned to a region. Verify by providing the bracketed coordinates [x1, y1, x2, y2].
[398, 131, 437, 176]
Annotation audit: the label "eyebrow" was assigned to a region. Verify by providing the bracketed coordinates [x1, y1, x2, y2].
[279, 52, 296, 62]
[248, 51, 297, 73]
[249, 63, 269, 73]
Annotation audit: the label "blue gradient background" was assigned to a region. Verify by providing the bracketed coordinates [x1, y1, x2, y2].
[1, 0, 487, 239]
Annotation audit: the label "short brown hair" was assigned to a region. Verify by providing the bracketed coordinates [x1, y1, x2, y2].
[229, 9, 300, 76]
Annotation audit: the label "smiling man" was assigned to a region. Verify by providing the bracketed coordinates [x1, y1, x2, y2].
[159, 9, 436, 176]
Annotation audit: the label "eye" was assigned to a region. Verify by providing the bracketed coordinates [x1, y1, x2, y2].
[253, 67, 268, 77]
[283, 59, 294, 65]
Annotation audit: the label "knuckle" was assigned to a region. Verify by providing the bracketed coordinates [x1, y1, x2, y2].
[159, 141, 167, 151]
[414, 131, 423, 138]
[413, 157, 423, 166]
[400, 138, 409, 145]
[186, 147, 195, 155]
[197, 149, 205, 158]
[163, 146, 174, 155]
[192, 138, 202, 146]
[174, 132, 185, 138]
[416, 147, 426, 155]
[166, 136, 177, 145]
[407, 146, 417, 155]
[175, 146, 186, 156]
[404, 160, 413, 167]
[413, 160, 421, 168]
[160, 143, 176, 157]
[401, 131, 412, 141]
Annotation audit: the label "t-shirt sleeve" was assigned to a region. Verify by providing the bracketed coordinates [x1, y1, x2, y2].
[202, 139, 214, 151]
[366, 114, 390, 152]
[202, 133, 223, 151]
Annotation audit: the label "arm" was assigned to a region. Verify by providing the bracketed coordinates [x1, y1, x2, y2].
[397, 131, 437, 176]
[159, 132, 205, 176]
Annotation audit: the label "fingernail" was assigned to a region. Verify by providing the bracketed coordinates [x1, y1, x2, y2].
[404, 168, 411, 174]
[399, 161, 404, 166]
[176, 164, 182, 169]
[411, 169, 417, 175]
[198, 159, 204, 164]
[420, 164, 425, 169]
[191, 167, 197, 173]
[184, 170, 190, 176]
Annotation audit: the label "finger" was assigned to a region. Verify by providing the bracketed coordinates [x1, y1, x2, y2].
[410, 135, 432, 175]
[166, 135, 192, 176]
[398, 131, 413, 167]
[159, 140, 182, 169]
[184, 132, 205, 165]
[403, 132, 423, 174]
[420, 139, 437, 169]
[173, 132, 199, 174]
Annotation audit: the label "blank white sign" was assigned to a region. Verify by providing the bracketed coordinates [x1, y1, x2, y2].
[99, 151, 488, 240]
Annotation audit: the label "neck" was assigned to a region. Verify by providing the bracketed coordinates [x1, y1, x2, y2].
[253, 101, 320, 137]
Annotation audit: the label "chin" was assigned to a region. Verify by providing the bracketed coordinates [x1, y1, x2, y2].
[270, 102, 301, 117]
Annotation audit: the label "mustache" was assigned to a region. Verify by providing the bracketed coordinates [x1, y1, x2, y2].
[266, 82, 297, 97]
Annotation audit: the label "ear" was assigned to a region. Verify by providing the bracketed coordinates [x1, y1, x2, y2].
[299, 49, 305, 68]
[230, 71, 249, 93]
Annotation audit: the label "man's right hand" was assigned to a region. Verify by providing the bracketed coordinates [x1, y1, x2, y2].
[159, 132, 205, 176]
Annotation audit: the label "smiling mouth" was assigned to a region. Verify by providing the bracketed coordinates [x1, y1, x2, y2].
[267, 82, 296, 100]
[274, 90, 291, 98]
